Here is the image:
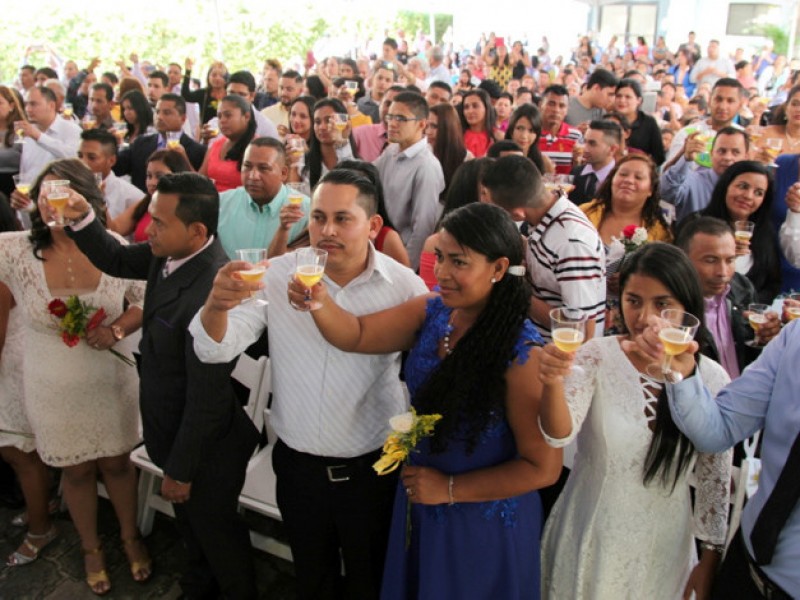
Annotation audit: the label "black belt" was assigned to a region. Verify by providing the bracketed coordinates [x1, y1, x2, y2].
[277, 440, 383, 483]
[744, 534, 792, 600]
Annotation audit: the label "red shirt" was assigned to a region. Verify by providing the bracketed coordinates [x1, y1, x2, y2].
[539, 121, 582, 174]
[464, 129, 493, 158]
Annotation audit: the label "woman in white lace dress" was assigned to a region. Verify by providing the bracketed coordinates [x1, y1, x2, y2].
[538, 243, 732, 600]
[0, 159, 150, 595]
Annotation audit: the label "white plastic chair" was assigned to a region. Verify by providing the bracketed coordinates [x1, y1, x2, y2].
[237, 399, 293, 561]
[725, 431, 762, 553]
[133, 353, 269, 535]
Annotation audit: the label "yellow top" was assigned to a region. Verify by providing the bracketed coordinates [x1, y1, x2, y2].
[581, 199, 673, 244]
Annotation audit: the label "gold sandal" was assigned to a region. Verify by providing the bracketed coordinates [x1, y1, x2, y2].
[122, 535, 153, 582]
[83, 546, 111, 596]
[5, 526, 58, 566]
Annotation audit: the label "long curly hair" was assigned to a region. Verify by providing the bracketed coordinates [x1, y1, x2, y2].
[618, 243, 712, 490]
[413, 203, 532, 453]
[29, 159, 106, 259]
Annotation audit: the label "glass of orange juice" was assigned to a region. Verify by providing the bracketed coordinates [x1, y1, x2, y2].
[235, 248, 268, 306]
[294, 248, 327, 310]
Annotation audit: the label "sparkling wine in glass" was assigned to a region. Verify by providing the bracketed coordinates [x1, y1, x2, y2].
[42, 179, 71, 227]
[746, 303, 770, 347]
[550, 307, 587, 373]
[286, 182, 305, 206]
[235, 249, 268, 306]
[294, 248, 328, 311]
[646, 309, 700, 383]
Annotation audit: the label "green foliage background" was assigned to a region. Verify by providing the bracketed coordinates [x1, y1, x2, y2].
[0, 1, 453, 84]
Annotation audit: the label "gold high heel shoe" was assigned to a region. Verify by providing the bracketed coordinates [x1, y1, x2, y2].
[122, 535, 153, 582]
[83, 546, 111, 596]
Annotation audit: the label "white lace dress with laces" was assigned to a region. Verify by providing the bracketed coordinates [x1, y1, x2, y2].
[541, 335, 732, 600]
[0, 304, 35, 452]
[0, 232, 145, 466]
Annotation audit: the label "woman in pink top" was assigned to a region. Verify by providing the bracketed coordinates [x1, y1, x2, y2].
[199, 95, 257, 192]
[458, 89, 496, 158]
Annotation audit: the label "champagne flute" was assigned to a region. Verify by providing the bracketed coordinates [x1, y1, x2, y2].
[333, 113, 349, 142]
[542, 173, 559, 197]
[550, 307, 587, 374]
[12, 175, 31, 197]
[646, 309, 700, 383]
[287, 137, 306, 165]
[746, 303, 770, 347]
[113, 121, 128, 146]
[786, 293, 800, 321]
[207, 117, 220, 138]
[286, 182, 305, 206]
[555, 174, 575, 195]
[765, 138, 782, 167]
[13, 121, 25, 144]
[235, 249, 268, 306]
[734, 220, 755, 243]
[166, 131, 182, 149]
[41, 179, 71, 227]
[294, 248, 328, 311]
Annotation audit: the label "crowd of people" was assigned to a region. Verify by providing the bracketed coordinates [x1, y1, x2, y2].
[1, 27, 800, 599]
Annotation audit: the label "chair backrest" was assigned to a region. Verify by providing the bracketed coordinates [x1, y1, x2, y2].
[231, 354, 268, 426]
[251, 358, 272, 435]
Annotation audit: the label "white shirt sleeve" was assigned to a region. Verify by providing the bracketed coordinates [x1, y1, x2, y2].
[189, 300, 268, 364]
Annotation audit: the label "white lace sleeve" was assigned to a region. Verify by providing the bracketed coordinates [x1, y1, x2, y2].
[692, 357, 733, 545]
[123, 279, 146, 309]
[540, 338, 603, 447]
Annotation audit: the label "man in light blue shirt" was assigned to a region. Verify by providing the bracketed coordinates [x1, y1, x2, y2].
[217, 138, 309, 259]
[660, 126, 748, 222]
[643, 321, 800, 597]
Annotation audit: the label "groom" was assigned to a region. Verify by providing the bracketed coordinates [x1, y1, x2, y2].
[59, 172, 259, 599]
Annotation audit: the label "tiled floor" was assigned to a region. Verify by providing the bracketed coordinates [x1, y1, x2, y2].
[0, 497, 296, 599]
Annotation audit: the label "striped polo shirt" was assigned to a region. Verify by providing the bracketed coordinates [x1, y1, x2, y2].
[524, 195, 606, 340]
[539, 121, 583, 175]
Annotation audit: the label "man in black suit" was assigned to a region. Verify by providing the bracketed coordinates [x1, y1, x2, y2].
[56, 172, 258, 599]
[114, 93, 206, 193]
[568, 119, 621, 206]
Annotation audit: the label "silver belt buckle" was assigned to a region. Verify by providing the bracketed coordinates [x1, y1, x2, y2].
[327, 465, 350, 482]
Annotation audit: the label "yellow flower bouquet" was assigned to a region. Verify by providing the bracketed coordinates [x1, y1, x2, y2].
[374, 408, 441, 547]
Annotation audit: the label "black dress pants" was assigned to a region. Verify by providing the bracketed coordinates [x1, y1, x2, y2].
[273, 439, 397, 600]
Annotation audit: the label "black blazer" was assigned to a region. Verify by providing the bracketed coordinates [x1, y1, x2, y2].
[114, 132, 207, 193]
[568, 165, 600, 206]
[67, 220, 257, 481]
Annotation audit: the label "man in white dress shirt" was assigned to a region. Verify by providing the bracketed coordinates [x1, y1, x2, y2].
[190, 169, 427, 599]
[10, 86, 81, 219]
[78, 129, 144, 219]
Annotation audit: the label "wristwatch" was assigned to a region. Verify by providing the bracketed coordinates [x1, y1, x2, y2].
[111, 325, 125, 342]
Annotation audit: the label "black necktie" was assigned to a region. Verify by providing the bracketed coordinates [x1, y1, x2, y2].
[750, 430, 800, 564]
[584, 172, 598, 200]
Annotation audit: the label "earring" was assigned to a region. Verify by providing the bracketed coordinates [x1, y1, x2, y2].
[491, 277, 497, 283]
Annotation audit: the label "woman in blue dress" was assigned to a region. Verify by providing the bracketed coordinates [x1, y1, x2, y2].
[293, 202, 562, 599]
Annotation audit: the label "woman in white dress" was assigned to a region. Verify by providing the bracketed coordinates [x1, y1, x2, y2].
[537, 243, 732, 600]
[0, 159, 150, 595]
